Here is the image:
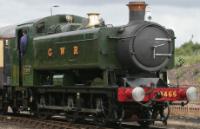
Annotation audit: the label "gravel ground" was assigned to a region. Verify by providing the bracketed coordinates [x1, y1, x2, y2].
[154, 117, 200, 129]
[0, 118, 199, 129]
[0, 122, 34, 129]
[167, 117, 200, 129]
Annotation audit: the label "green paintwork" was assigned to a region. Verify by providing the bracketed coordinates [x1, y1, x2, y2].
[6, 15, 87, 87]
[9, 38, 19, 86]
[33, 27, 120, 70]
[2, 14, 174, 87]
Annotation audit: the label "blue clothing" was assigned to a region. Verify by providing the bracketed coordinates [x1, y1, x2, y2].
[20, 34, 28, 56]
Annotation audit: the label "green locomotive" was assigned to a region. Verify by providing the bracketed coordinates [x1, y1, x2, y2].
[0, 1, 197, 126]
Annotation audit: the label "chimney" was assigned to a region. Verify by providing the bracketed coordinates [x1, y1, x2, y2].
[127, 1, 147, 23]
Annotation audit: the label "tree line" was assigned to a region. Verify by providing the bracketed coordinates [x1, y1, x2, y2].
[176, 41, 200, 56]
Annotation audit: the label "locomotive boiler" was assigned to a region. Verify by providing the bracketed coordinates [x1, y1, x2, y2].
[0, 1, 197, 127]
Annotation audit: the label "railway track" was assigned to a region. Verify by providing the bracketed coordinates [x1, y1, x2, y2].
[0, 115, 105, 129]
[0, 115, 168, 129]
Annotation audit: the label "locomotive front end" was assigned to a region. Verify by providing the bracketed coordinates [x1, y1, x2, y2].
[116, 1, 198, 126]
[117, 1, 174, 72]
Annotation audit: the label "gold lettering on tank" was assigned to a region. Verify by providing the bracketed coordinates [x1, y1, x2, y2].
[48, 48, 53, 57]
[60, 47, 65, 56]
[47, 46, 79, 57]
[73, 46, 79, 55]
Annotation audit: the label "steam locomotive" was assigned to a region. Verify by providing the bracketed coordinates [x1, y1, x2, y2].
[0, 1, 197, 126]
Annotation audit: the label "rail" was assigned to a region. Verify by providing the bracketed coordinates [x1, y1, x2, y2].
[0, 115, 109, 129]
[0, 115, 168, 129]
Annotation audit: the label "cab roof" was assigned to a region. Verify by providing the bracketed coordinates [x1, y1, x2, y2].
[0, 25, 16, 39]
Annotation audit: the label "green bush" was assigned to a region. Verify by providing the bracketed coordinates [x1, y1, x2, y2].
[175, 41, 200, 66]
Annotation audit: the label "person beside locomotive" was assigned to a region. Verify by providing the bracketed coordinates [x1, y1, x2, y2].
[20, 30, 28, 57]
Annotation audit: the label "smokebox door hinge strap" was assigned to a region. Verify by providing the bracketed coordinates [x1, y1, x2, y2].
[153, 38, 172, 59]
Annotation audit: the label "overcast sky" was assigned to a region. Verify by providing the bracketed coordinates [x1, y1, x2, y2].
[0, 0, 199, 47]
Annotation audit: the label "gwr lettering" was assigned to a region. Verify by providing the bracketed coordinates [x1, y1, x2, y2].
[47, 46, 79, 57]
[48, 48, 53, 57]
[73, 46, 79, 55]
[60, 47, 65, 56]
